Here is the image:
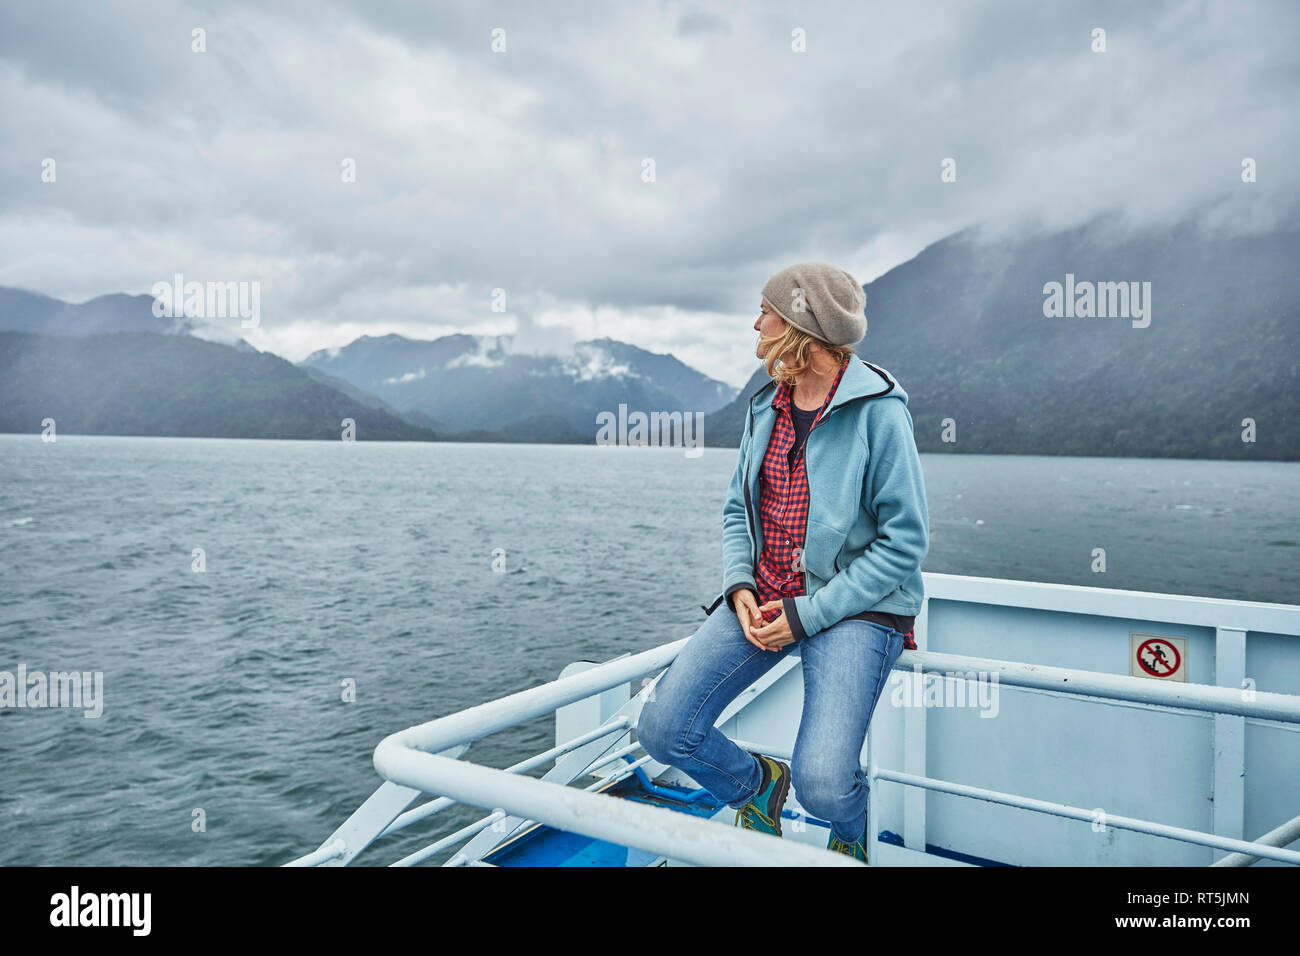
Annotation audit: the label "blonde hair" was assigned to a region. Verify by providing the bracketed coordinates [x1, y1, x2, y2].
[759, 301, 855, 385]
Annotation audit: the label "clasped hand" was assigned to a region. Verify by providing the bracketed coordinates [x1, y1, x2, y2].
[732, 589, 796, 651]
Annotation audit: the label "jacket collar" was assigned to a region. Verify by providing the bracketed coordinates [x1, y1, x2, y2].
[751, 356, 899, 418]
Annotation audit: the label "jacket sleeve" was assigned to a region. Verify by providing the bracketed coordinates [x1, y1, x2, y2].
[787, 398, 930, 639]
[720, 406, 757, 610]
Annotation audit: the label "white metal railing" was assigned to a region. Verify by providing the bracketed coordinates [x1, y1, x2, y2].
[869, 768, 1300, 864]
[287, 637, 860, 867]
[1213, 813, 1300, 866]
[367, 642, 863, 867]
[287, 643, 1300, 868]
[895, 573, 1300, 867]
[289, 576, 1300, 868]
[888, 648, 1300, 722]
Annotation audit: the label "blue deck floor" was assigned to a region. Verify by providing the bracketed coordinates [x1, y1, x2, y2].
[481, 774, 724, 867]
[478, 767, 1016, 866]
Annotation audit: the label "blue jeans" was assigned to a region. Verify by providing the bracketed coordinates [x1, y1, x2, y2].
[638, 605, 906, 843]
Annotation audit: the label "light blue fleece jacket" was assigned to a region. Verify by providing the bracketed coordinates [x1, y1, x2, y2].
[703, 358, 930, 641]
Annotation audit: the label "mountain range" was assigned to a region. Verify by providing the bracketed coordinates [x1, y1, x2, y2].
[0, 331, 434, 441]
[299, 333, 737, 441]
[0, 292, 736, 442]
[0, 210, 1295, 457]
[0, 287, 195, 337]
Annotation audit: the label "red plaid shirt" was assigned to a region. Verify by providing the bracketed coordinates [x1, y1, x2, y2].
[753, 356, 917, 649]
[753, 357, 849, 622]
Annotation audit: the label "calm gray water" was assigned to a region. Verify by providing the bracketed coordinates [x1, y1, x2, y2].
[1, 434, 1296, 865]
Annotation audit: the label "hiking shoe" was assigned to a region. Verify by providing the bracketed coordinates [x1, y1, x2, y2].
[733, 752, 791, 837]
[827, 825, 869, 863]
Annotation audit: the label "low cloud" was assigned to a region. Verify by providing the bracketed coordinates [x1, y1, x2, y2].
[2, 1, 1295, 389]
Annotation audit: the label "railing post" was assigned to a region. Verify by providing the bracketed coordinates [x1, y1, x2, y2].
[902, 599, 929, 854]
[1212, 626, 1248, 862]
[555, 657, 633, 780]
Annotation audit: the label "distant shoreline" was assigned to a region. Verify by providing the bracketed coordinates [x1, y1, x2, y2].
[2, 431, 1295, 464]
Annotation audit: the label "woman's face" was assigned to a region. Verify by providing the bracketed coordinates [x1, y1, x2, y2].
[754, 300, 786, 358]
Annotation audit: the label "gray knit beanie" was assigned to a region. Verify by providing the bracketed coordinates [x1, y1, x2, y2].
[761, 261, 866, 347]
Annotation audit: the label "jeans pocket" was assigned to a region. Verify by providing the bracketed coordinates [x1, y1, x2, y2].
[863, 631, 904, 726]
[861, 619, 901, 644]
[888, 632, 906, 665]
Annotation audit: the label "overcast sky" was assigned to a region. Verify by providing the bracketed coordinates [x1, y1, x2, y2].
[2, 0, 1296, 387]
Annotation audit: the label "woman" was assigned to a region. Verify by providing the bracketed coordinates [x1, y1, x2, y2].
[637, 261, 930, 863]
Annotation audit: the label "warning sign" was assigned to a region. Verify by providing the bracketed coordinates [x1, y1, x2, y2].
[1130, 633, 1187, 682]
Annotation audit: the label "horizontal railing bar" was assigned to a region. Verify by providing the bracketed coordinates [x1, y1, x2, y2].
[384, 642, 1299, 772]
[582, 740, 643, 774]
[921, 572, 1300, 636]
[391, 810, 508, 868]
[380, 718, 633, 838]
[385, 640, 687, 757]
[894, 651, 1300, 723]
[581, 753, 655, 790]
[387, 754, 663, 870]
[442, 755, 661, 867]
[876, 768, 1300, 865]
[1212, 812, 1300, 867]
[374, 745, 859, 867]
[391, 735, 654, 870]
[284, 838, 346, 868]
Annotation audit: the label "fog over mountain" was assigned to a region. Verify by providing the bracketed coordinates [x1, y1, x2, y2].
[5, 2, 1295, 389]
[0, 288, 192, 338]
[706, 212, 1299, 461]
[300, 333, 737, 440]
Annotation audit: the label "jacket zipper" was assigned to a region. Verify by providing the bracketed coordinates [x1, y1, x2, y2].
[800, 410, 824, 594]
[743, 398, 757, 572]
[798, 389, 876, 590]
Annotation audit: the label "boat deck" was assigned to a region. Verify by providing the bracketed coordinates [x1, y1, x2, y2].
[482, 771, 722, 866]
[479, 765, 1018, 867]
[288, 573, 1300, 868]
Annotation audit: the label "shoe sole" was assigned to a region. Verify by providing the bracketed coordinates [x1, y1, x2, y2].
[765, 758, 792, 837]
